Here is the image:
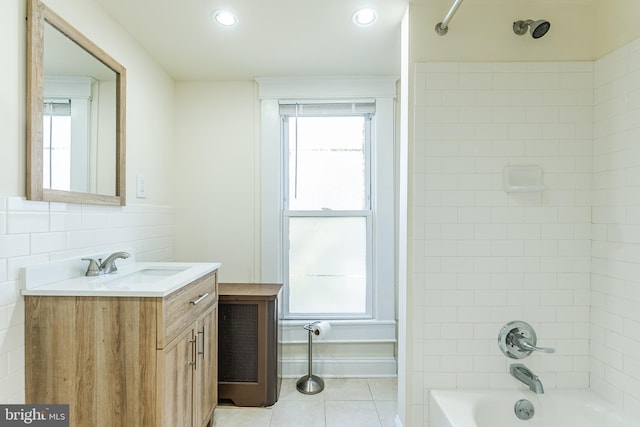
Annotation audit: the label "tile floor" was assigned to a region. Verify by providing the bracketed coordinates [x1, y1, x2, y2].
[213, 377, 397, 427]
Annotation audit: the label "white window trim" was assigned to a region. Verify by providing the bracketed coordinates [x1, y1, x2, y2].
[257, 76, 397, 323]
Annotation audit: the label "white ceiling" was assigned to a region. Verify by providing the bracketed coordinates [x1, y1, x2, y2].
[45, 23, 117, 80]
[91, 0, 599, 81]
[92, 0, 409, 81]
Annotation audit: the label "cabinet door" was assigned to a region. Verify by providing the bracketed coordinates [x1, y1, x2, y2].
[195, 304, 217, 427]
[158, 326, 195, 427]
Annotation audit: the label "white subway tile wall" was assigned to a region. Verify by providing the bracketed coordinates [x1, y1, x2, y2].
[592, 37, 640, 411]
[412, 61, 594, 425]
[0, 197, 174, 403]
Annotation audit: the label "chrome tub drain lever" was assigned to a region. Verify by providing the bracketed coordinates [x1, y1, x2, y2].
[514, 399, 535, 420]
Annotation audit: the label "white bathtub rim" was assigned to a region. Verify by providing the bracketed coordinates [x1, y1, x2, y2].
[429, 389, 636, 427]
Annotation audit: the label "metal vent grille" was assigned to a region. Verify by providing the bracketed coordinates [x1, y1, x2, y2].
[219, 303, 258, 382]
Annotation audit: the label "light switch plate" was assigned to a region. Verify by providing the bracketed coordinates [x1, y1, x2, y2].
[136, 173, 146, 198]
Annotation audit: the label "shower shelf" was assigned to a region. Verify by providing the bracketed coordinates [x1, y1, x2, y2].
[503, 165, 547, 192]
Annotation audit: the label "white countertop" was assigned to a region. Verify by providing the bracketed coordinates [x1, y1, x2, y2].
[21, 261, 221, 297]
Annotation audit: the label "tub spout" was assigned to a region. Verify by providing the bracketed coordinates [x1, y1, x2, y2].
[510, 363, 544, 394]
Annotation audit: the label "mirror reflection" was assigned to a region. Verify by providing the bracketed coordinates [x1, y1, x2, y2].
[27, 0, 126, 206]
[43, 21, 117, 195]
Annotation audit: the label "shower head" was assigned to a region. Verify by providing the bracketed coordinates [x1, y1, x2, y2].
[513, 19, 551, 39]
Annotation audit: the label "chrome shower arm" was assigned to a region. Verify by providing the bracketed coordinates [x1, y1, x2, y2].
[435, 0, 464, 36]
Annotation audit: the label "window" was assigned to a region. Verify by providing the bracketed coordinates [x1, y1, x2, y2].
[258, 76, 397, 332]
[43, 100, 72, 191]
[282, 103, 375, 318]
[42, 76, 95, 194]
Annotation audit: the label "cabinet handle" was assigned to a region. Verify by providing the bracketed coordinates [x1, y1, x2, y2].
[190, 293, 209, 305]
[198, 326, 205, 358]
[190, 334, 197, 370]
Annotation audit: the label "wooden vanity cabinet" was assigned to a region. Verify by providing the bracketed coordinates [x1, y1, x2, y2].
[158, 304, 217, 427]
[25, 270, 218, 427]
[196, 305, 218, 426]
[159, 325, 197, 426]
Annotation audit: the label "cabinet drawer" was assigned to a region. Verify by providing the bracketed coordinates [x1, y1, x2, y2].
[157, 271, 217, 348]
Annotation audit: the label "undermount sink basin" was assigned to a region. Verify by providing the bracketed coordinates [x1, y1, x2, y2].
[105, 267, 189, 285]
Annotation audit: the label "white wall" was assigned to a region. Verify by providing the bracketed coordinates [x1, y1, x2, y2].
[172, 82, 259, 282]
[0, 0, 27, 196]
[0, 0, 177, 402]
[591, 38, 640, 411]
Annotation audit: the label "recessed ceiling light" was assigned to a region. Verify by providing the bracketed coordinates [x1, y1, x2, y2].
[352, 8, 377, 26]
[213, 10, 238, 27]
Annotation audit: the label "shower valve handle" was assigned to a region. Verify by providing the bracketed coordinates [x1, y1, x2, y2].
[511, 332, 555, 354]
[498, 320, 555, 359]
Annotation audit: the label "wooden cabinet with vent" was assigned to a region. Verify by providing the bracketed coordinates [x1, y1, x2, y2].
[25, 269, 219, 427]
[217, 283, 282, 407]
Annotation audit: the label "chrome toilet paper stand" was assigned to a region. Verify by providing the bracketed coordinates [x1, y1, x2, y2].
[296, 321, 324, 394]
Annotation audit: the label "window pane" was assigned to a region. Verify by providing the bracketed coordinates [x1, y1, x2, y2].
[43, 115, 52, 188]
[288, 116, 366, 210]
[43, 106, 71, 191]
[288, 217, 367, 314]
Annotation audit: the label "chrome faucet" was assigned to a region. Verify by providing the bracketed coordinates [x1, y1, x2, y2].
[510, 363, 544, 394]
[82, 251, 131, 276]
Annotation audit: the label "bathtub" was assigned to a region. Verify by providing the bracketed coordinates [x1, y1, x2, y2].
[429, 389, 636, 427]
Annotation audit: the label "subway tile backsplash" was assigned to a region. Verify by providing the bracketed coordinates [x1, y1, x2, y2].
[413, 40, 640, 425]
[0, 197, 173, 403]
[592, 37, 640, 411]
[413, 60, 594, 424]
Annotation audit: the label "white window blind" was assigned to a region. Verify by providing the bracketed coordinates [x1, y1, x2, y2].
[279, 102, 375, 116]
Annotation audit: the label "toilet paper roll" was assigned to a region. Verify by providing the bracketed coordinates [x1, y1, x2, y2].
[312, 321, 331, 339]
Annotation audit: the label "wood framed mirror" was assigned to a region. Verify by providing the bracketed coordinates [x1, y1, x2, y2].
[26, 0, 126, 206]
